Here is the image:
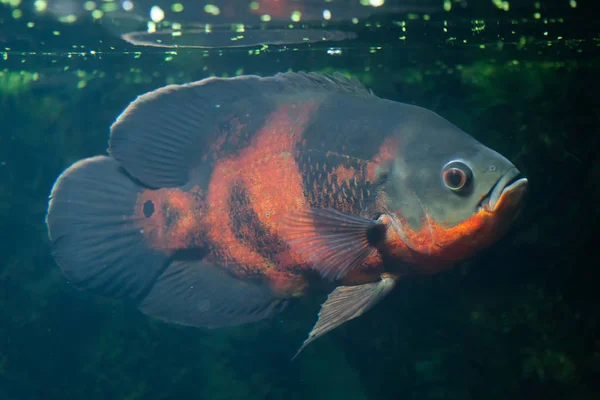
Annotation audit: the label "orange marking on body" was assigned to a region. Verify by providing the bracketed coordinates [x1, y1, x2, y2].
[204, 161, 269, 274]
[332, 165, 356, 185]
[134, 186, 204, 251]
[205, 117, 247, 161]
[340, 252, 384, 286]
[240, 103, 316, 231]
[267, 270, 309, 297]
[366, 136, 398, 182]
[203, 100, 322, 291]
[384, 192, 518, 275]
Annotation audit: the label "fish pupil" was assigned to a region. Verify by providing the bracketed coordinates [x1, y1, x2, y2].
[447, 170, 463, 187]
[443, 167, 468, 190]
[143, 200, 155, 218]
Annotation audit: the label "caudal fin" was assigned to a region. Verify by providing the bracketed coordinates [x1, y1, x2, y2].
[46, 155, 170, 300]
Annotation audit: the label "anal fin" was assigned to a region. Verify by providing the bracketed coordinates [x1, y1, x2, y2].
[293, 274, 397, 359]
[139, 259, 288, 329]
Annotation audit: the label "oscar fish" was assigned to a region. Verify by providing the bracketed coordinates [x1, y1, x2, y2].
[45, 72, 528, 358]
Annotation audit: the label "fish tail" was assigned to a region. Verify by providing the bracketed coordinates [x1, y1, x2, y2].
[46, 155, 170, 301]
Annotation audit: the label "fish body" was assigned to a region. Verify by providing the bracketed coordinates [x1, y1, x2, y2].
[46, 72, 528, 355]
[128, 88, 407, 295]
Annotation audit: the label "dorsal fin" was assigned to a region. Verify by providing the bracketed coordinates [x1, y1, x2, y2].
[108, 71, 375, 189]
[272, 71, 374, 97]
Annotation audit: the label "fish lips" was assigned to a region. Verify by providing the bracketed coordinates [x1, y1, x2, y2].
[481, 167, 529, 216]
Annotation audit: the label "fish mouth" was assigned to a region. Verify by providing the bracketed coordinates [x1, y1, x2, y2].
[481, 167, 529, 214]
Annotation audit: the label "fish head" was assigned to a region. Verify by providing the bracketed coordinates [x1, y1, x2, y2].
[377, 107, 528, 272]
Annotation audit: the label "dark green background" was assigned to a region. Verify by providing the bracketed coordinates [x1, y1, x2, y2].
[1, 1, 598, 399]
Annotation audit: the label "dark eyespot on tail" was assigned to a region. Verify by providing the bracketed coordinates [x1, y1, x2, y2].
[139, 259, 288, 328]
[46, 155, 170, 300]
[280, 207, 383, 281]
[108, 71, 374, 189]
[143, 200, 155, 218]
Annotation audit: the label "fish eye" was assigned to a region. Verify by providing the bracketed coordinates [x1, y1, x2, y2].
[442, 161, 473, 191]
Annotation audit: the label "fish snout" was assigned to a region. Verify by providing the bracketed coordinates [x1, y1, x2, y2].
[482, 167, 528, 216]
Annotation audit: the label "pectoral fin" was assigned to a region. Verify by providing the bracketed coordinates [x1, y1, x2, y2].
[280, 207, 386, 281]
[292, 274, 397, 359]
